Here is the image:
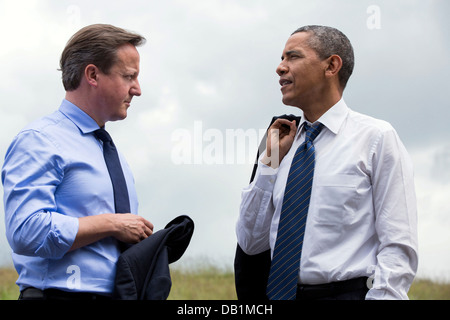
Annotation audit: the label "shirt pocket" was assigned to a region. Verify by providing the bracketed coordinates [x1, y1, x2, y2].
[311, 174, 363, 226]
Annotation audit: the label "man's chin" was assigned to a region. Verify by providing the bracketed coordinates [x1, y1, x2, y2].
[281, 97, 297, 107]
[109, 113, 128, 123]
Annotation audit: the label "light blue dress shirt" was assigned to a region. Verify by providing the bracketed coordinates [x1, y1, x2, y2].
[1, 99, 138, 294]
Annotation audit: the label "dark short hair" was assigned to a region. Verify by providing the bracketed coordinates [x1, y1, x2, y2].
[292, 25, 354, 89]
[59, 24, 146, 91]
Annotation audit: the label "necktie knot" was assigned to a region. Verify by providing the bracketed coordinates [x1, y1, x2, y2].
[304, 123, 323, 143]
[94, 128, 112, 143]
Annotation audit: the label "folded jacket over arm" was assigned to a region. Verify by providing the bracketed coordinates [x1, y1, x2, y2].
[113, 215, 194, 300]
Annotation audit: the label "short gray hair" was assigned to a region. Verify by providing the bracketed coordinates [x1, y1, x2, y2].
[60, 24, 146, 91]
[292, 25, 354, 89]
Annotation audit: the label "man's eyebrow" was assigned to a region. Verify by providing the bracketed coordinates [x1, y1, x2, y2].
[281, 50, 303, 60]
[122, 68, 139, 76]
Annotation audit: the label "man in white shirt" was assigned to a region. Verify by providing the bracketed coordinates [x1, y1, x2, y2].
[236, 25, 418, 300]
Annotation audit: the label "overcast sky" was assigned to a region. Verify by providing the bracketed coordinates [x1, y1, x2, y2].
[1, 0, 449, 281]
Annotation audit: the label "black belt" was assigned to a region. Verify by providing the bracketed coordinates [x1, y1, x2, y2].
[20, 287, 112, 300]
[296, 277, 369, 300]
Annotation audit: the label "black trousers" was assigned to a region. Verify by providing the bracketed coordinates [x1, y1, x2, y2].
[19, 287, 112, 300]
[296, 277, 369, 300]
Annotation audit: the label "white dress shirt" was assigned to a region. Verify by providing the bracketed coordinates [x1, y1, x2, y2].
[236, 99, 418, 300]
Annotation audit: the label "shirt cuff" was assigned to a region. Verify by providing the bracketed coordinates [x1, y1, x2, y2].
[254, 162, 278, 192]
[35, 212, 79, 259]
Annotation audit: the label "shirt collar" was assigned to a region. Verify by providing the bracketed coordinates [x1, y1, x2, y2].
[298, 98, 349, 135]
[59, 99, 100, 134]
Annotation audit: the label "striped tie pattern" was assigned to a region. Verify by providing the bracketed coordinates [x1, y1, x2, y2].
[266, 123, 324, 300]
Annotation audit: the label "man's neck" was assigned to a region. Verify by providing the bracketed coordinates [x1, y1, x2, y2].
[65, 90, 105, 127]
[298, 91, 342, 123]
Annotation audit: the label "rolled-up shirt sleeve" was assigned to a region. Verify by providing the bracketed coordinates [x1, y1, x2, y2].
[2, 130, 79, 259]
[366, 128, 418, 300]
[236, 158, 278, 255]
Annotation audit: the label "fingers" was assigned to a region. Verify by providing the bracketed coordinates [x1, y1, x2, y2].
[264, 119, 297, 168]
[113, 214, 154, 244]
[137, 216, 153, 241]
[267, 119, 294, 143]
[144, 219, 154, 232]
[140, 219, 153, 240]
[271, 119, 297, 136]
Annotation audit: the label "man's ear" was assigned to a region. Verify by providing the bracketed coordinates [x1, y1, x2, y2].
[325, 54, 343, 78]
[84, 64, 99, 88]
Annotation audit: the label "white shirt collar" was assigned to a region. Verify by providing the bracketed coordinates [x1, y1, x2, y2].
[298, 98, 349, 135]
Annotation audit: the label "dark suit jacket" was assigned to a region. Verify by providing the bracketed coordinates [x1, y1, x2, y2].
[113, 215, 194, 300]
[234, 114, 301, 300]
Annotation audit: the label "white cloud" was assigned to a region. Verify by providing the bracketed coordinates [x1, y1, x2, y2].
[195, 82, 217, 96]
[175, 0, 268, 25]
[410, 144, 450, 280]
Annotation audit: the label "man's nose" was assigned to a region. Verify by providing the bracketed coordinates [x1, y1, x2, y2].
[276, 62, 288, 76]
[131, 79, 141, 96]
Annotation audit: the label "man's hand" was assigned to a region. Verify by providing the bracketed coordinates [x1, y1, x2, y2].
[70, 213, 154, 251]
[261, 119, 297, 168]
[111, 214, 154, 244]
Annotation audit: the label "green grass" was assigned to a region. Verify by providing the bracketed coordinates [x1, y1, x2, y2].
[0, 266, 448, 300]
[408, 278, 450, 300]
[0, 268, 19, 300]
[168, 265, 237, 300]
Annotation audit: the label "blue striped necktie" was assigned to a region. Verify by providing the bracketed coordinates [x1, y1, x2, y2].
[266, 122, 324, 300]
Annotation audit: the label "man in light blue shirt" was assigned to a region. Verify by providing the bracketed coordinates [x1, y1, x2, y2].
[2, 24, 153, 299]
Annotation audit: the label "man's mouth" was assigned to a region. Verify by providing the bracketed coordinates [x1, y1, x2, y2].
[279, 78, 293, 90]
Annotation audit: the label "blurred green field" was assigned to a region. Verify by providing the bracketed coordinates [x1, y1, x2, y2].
[1, 266, 448, 300]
